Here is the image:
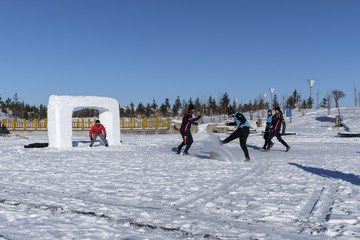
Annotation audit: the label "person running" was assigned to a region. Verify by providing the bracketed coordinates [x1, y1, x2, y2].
[89, 120, 109, 147]
[177, 104, 201, 155]
[264, 106, 290, 152]
[220, 108, 251, 161]
[262, 109, 274, 149]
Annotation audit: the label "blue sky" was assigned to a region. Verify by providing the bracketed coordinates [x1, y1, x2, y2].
[1, 0, 359, 108]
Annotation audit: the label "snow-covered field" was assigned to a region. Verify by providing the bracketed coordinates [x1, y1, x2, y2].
[1, 108, 359, 240]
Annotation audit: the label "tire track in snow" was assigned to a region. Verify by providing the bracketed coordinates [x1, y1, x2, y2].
[296, 183, 339, 235]
[172, 159, 265, 210]
[0, 198, 221, 240]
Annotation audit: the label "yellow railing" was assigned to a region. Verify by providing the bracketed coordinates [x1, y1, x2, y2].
[1, 117, 171, 131]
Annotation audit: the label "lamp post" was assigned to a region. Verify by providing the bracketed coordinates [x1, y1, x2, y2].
[269, 88, 275, 109]
[308, 79, 316, 109]
[262, 93, 267, 117]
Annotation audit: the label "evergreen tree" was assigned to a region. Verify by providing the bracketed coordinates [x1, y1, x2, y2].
[194, 98, 202, 114]
[287, 89, 300, 108]
[219, 92, 231, 114]
[172, 96, 182, 116]
[306, 96, 314, 109]
[125, 106, 131, 117]
[136, 102, 146, 117]
[188, 97, 193, 106]
[272, 94, 280, 108]
[231, 99, 238, 111]
[320, 97, 328, 108]
[182, 99, 188, 114]
[206, 96, 214, 115]
[160, 98, 171, 117]
[145, 103, 153, 117]
[130, 102, 135, 118]
[151, 99, 158, 113]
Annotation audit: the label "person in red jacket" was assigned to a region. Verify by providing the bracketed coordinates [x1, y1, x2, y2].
[89, 120, 108, 147]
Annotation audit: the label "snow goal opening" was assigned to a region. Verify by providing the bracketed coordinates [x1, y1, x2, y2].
[47, 95, 120, 148]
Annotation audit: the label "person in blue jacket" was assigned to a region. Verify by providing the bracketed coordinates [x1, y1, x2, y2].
[262, 109, 274, 149]
[177, 104, 201, 155]
[264, 106, 290, 152]
[220, 108, 251, 161]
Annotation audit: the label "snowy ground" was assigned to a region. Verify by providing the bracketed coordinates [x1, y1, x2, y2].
[0, 108, 359, 240]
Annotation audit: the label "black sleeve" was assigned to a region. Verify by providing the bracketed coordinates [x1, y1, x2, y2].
[226, 122, 237, 126]
[234, 113, 246, 125]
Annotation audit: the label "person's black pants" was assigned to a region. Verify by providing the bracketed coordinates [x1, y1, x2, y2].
[178, 130, 193, 153]
[266, 129, 289, 148]
[263, 127, 273, 148]
[222, 127, 250, 158]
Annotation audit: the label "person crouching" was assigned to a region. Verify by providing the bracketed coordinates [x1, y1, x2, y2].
[89, 120, 109, 147]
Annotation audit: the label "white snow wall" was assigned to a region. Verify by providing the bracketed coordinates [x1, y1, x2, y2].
[47, 95, 121, 148]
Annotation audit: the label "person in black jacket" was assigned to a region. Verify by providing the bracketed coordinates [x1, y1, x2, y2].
[177, 104, 201, 155]
[220, 108, 251, 161]
[264, 106, 290, 152]
[262, 109, 274, 149]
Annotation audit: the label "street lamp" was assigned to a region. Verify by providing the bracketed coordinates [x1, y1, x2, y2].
[269, 88, 275, 109]
[308, 79, 316, 109]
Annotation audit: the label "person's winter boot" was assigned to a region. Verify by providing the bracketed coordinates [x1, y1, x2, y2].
[285, 146, 291, 152]
[177, 145, 182, 154]
[245, 157, 251, 162]
[183, 151, 189, 155]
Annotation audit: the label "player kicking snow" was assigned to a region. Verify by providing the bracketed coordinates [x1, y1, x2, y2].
[219, 108, 251, 161]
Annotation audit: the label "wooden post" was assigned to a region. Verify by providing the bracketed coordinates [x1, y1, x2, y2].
[143, 118, 147, 129]
[13, 119, 16, 130]
[155, 117, 159, 129]
[167, 117, 170, 129]
[121, 118, 124, 128]
[81, 119, 84, 130]
[35, 119, 38, 130]
[45, 119, 48, 129]
[23, 119, 26, 130]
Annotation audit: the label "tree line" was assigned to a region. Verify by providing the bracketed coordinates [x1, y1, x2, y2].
[0, 93, 47, 120]
[0, 89, 345, 120]
[120, 89, 340, 118]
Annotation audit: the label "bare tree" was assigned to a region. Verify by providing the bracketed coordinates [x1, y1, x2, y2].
[332, 90, 345, 117]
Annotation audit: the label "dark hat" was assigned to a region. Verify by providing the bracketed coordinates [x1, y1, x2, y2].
[275, 106, 281, 111]
[95, 120, 100, 123]
[188, 104, 195, 110]
[267, 109, 272, 113]
[226, 108, 235, 115]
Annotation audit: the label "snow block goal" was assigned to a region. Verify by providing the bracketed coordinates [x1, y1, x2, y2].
[47, 95, 120, 148]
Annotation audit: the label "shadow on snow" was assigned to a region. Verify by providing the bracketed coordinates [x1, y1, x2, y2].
[315, 116, 335, 123]
[289, 163, 360, 186]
